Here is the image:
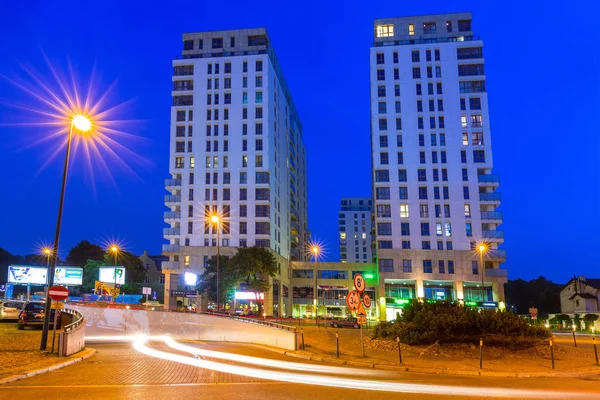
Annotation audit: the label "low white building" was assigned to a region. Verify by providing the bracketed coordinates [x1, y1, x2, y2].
[560, 276, 600, 314]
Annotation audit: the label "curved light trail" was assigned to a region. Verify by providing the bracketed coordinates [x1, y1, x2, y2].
[129, 335, 594, 398]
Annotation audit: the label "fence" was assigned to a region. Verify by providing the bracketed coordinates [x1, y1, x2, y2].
[58, 308, 86, 356]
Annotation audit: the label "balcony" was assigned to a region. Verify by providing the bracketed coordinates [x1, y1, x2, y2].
[164, 195, 181, 204]
[482, 230, 504, 239]
[478, 174, 500, 185]
[164, 211, 181, 220]
[485, 268, 508, 278]
[162, 261, 180, 270]
[163, 227, 181, 236]
[162, 244, 180, 253]
[488, 249, 507, 260]
[165, 178, 182, 188]
[480, 211, 503, 221]
[479, 193, 501, 203]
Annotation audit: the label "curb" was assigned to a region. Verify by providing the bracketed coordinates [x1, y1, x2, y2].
[0, 348, 97, 385]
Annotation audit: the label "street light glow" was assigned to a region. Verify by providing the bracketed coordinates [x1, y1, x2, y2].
[43, 247, 51, 255]
[72, 114, 92, 132]
[210, 215, 220, 223]
[111, 245, 119, 253]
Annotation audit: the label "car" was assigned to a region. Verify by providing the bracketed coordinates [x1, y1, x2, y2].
[17, 301, 61, 330]
[329, 317, 360, 329]
[0, 300, 25, 321]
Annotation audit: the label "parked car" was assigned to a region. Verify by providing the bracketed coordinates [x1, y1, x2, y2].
[17, 301, 61, 330]
[0, 300, 25, 321]
[329, 317, 360, 329]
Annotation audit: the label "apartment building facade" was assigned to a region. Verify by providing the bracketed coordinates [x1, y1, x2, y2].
[162, 29, 309, 313]
[369, 13, 507, 320]
[338, 198, 374, 264]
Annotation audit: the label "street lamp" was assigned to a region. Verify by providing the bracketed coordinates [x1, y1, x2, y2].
[211, 214, 220, 312]
[478, 243, 488, 302]
[311, 245, 319, 320]
[110, 245, 119, 303]
[40, 114, 92, 350]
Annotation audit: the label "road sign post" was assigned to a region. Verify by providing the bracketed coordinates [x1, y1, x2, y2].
[48, 286, 68, 354]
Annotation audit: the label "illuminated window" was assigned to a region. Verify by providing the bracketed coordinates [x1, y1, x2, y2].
[340, 232, 346, 239]
[400, 204, 409, 218]
[408, 23, 414, 36]
[376, 24, 394, 38]
[464, 204, 471, 217]
[461, 115, 468, 128]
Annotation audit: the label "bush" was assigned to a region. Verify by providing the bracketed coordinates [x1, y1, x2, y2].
[373, 301, 550, 348]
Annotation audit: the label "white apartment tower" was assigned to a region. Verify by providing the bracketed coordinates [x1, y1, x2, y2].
[338, 198, 374, 263]
[163, 29, 308, 311]
[370, 13, 507, 320]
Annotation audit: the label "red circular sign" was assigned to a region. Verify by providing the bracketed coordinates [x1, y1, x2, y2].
[363, 293, 372, 309]
[353, 274, 365, 293]
[346, 290, 360, 311]
[48, 285, 69, 301]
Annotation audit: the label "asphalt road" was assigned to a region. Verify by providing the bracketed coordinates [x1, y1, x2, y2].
[1, 342, 599, 400]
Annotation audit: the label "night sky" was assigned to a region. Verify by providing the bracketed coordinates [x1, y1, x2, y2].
[0, 1, 598, 283]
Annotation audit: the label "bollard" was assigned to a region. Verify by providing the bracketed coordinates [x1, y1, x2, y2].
[301, 328, 305, 350]
[336, 331, 340, 358]
[593, 337, 599, 366]
[479, 337, 483, 369]
[550, 338, 555, 369]
[572, 328, 577, 347]
[397, 336, 403, 364]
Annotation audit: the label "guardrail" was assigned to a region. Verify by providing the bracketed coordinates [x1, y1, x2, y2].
[62, 308, 85, 333]
[197, 311, 297, 333]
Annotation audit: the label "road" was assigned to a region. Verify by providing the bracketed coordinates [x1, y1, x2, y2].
[1, 340, 599, 399]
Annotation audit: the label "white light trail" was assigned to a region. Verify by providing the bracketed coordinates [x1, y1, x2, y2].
[163, 336, 380, 376]
[130, 336, 593, 398]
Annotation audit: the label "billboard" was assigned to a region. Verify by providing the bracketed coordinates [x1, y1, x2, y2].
[99, 267, 125, 285]
[7, 266, 47, 285]
[54, 267, 83, 285]
[7, 265, 84, 286]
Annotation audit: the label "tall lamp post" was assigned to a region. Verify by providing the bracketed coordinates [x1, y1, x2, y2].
[311, 246, 319, 320]
[40, 114, 92, 350]
[111, 245, 119, 303]
[478, 244, 488, 302]
[40, 248, 52, 301]
[211, 214, 220, 312]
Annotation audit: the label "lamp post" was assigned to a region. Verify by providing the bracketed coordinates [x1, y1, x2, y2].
[111, 245, 119, 303]
[311, 246, 319, 320]
[478, 244, 488, 302]
[40, 114, 92, 350]
[40, 248, 52, 301]
[211, 214, 220, 312]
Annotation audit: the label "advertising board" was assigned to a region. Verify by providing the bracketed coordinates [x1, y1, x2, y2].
[99, 267, 126, 285]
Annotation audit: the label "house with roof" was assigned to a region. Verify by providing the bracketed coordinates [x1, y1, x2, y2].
[560, 276, 600, 313]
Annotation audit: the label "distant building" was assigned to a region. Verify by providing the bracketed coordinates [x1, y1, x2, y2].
[560, 276, 600, 313]
[338, 198, 374, 263]
[139, 250, 168, 302]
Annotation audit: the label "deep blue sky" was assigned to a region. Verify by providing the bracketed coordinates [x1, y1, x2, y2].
[0, 1, 598, 283]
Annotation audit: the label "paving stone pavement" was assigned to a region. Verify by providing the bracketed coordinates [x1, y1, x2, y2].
[4, 343, 264, 386]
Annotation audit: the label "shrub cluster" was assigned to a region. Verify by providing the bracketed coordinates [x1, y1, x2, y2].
[373, 301, 550, 348]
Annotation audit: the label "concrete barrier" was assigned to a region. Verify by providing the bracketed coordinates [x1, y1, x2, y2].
[69, 305, 297, 350]
[58, 309, 86, 356]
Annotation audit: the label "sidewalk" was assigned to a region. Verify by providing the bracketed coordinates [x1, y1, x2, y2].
[291, 326, 600, 377]
[0, 323, 94, 382]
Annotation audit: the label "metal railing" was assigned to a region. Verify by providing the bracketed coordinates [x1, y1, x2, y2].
[62, 308, 85, 333]
[374, 35, 481, 47]
[164, 195, 181, 203]
[165, 178, 182, 187]
[163, 227, 181, 236]
[478, 174, 500, 183]
[480, 211, 503, 220]
[479, 193, 501, 201]
[162, 244, 180, 252]
[198, 311, 297, 333]
[164, 211, 181, 219]
[483, 230, 504, 239]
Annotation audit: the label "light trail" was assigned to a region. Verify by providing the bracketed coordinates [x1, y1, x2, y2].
[130, 335, 594, 398]
[163, 336, 381, 376]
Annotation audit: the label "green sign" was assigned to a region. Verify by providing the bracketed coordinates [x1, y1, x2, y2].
[364, 273, 374, 279]
[393, 298, 410, 305]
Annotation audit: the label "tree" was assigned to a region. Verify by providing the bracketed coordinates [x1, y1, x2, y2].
[82, 259, 103, 293]
[504, 276, 562, 314]
[66, 240, 105, 267]
[228, 246, 278, 314]
[197, 255, 239, 307]
[583, 314, 599, 331]
[0, 248, 20, 284]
